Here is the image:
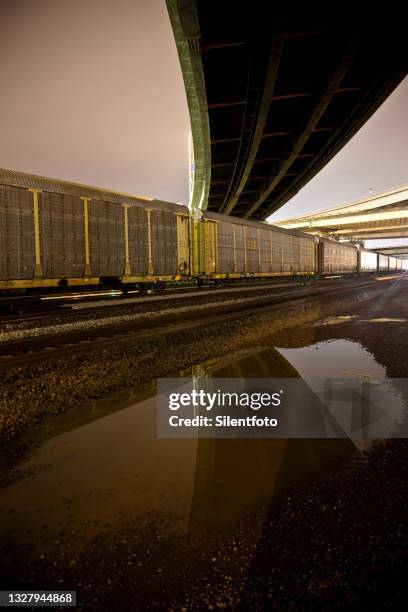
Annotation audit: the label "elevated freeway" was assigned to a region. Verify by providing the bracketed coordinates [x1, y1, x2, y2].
[167, 2, 408, 219]
[274, 184, 408, 260]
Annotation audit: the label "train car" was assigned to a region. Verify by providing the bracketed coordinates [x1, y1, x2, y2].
[378, 254, 389, 271]
[194, 211, 316, 279]
[317, 239, 358, 275]
[0, 169, 190, 292]
[359, 249, 378, 273]
[2, 168, 404, 297]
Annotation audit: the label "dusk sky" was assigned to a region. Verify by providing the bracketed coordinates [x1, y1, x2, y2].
[0, 0, 407, 215]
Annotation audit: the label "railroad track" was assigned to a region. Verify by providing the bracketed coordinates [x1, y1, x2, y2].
[0, 275, 401, 370]
[0, 279, 305, 324]
[0, 273, 394, 326]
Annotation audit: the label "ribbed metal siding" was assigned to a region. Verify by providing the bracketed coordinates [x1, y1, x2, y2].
[291, 235, 301, 272]
[234, 225, 245, 273]
[360, 250, 377, 272]
[216, 222, 234, 273]
[0, 185, 34, 280]
[39, 192, 84, 278]
[89, 200, 125, 276]
[282, 233, 292, 273]
[0, 168, 187, 214]
[151, 210, 178, 275]
[300, 237, 315, 273]
[321, 241, 358, 273]
[271, 231, 283, 273]
[378, 254, 389, 271]
[128, 206, 148, 276]
[259, 229, 271, 273]
[204, 220, 315, 276]
[245, 227, 258, 273]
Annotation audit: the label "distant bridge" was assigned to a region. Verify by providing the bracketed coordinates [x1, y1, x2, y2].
[167, 2, 408, 219]
[274, 185, 408, 259]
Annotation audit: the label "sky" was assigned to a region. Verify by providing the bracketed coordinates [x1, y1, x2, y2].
[0, 0, 406, 213]
[0, 0, 190, 202]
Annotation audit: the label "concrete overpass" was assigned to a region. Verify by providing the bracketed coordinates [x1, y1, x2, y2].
[273, 185, 408, 259]
[167, 2, 408, 219]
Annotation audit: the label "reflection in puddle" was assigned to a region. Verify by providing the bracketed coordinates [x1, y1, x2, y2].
[277, 340, 407, 451]
[0, 340, 404, 564]
[358, 317, 407, 324]
[277, 339, 386, 380]
[317, 315, 358, 326]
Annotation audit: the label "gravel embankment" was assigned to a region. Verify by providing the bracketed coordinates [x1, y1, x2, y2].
[0, 286, 307, 337]
[0, 296, 281, 343]
[0, 284, 388, 440]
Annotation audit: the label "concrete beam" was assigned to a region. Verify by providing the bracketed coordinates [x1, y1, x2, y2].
[245, 35, 360, 219]
[221, 33, 284, 215]
[349, 231, 408, 240]
[281, 209, 408, 230]
[328, 223, 408, 235]
[166, 0, 211, 211]
[276, 187, 408, 223]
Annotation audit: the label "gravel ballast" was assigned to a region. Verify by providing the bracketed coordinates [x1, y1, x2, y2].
[0, 283, 392, 440]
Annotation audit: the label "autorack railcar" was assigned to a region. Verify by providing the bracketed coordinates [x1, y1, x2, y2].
[192, 211, 316, 279]
[0, 169, 405, 295]
[317, 238, 358, 275]
[378, 254, 390, 272]
[359, 248, 379, 273]
[0, 169, 190, 293]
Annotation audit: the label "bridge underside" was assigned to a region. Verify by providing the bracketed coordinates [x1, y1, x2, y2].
[167, 2, 408, 219]
[275, 186, 408, 259]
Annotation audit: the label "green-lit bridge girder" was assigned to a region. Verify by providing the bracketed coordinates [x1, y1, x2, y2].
[166, 0, 210, 212]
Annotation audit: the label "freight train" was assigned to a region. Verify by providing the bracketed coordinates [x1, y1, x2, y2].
[0, 169, 406, 294]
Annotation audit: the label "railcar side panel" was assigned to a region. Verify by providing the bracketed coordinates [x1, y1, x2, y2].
[88, 200, 125, 277]
[291, 235, 301, 272]
[39, 192, 85, 278]
[359, 249, 378, 272]
[151, 210, 178, 276]
[259, 229, 271, 273]
[301, 237, 315, 273]
[216, 222, 234, 274]
[319, 240, 358, 274]
[203, 221, 216, 275]
[0, 185, 34, 280]
[299, 238, 307, 273]
[234, 224, 245, 273]
[176, 214, 190, 275]
[271, 231, 283, 273]
[245, 226, 258, 273]
[127, 205, 148, 276]
[201, 211, 316, 278]
[282, 233, 292, 273]
[378, 254, 389, 271]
